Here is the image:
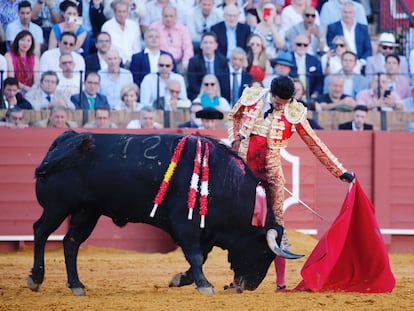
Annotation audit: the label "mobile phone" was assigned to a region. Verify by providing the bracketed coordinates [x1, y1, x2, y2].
[263, 8, 272, 22]
[68, 16, 82, 25]
[383, 90, 391, 97]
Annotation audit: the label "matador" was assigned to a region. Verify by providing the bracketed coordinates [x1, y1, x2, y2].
[228, 76, 354, 290]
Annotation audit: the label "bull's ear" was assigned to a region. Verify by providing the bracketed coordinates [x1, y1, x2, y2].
[266, 229, 304, 260]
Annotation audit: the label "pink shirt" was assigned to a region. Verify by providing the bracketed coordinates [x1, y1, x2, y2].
[149, 21, 194, 69]
[356, 88, 403, 111]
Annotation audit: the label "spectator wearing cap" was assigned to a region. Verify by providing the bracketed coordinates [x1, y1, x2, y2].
[196, 107, 224, 130]
[262, 51, 296, 89]
[365, 32, 409, 81]
[338, 105, 373, 131]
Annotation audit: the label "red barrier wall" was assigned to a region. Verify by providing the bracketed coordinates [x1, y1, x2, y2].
[0, 128, 413, 253]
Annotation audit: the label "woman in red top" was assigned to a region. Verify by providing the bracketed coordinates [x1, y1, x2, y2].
[246, 33, 271, 82]
[5, 30, 40, 93]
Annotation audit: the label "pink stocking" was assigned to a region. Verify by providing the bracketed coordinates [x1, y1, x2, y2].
[274, 256, 286, 287]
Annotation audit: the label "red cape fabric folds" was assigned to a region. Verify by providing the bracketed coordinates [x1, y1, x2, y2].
[294, 178, 395, 293]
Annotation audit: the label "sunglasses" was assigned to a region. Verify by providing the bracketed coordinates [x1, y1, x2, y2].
[304, 13, 316, 18]
[335, 43, 345, 48]
[295, 42, 309, 47]
[62, 41, 75, 47]
[204, 82, 216, 86]
[158, 63, 172, 68]
[382, 45, 394, 50]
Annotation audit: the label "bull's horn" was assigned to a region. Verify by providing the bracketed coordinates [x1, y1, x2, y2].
[266, 229, 304, 260]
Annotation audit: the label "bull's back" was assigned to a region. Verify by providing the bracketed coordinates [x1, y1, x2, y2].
[35, 132, 193, 221]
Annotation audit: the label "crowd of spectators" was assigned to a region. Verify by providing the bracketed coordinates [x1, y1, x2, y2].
[0, 0, 414, 130]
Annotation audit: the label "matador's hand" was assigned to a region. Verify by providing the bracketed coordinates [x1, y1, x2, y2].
[231, 139, 241, 153]
[339, 172, 355, 183]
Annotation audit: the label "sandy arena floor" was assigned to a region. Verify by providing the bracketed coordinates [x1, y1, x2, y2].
[0, 230, 413, 311]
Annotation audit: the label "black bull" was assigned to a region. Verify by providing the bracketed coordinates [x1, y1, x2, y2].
[28, 132, 300, 296]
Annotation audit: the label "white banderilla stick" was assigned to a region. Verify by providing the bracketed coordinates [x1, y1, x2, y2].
[283, 186, 326, 221]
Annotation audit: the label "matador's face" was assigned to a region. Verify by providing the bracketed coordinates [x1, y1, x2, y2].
[270, 95, 290, 111]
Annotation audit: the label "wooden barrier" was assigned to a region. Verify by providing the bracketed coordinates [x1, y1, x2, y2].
[1, 110, 413, 131]
[0, 128, 413, 253]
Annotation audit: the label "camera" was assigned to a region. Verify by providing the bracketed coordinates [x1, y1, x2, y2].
[383, 90, 391, 98]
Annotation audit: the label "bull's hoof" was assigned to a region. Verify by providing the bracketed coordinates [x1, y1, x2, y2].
[71, 287, 86, 296]
[223, 283, 243, 294]
[196, 286, 216, 296]
[27, 276, 41, 292]
[169, 272, 194, 287]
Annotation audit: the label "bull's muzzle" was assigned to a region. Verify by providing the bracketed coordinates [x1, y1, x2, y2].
[266, 229, 304, 260]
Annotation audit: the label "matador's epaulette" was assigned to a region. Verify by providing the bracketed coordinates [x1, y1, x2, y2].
[284, 99, 307, 124]
[238, 86, 268, 106]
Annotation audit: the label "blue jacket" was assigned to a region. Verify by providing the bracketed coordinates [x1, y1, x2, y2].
[129, 50, 176, 87]
[326, 21, 372, 60]
[289, 52, 324, 97]
[219, 70, 253, 106]
[210, 21, 251, 57]
[187, 52, 229, 100]
[71, 92, 110, 110]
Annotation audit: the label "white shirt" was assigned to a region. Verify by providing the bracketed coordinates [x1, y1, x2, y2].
[145, 48, 161, 73]
[101, 18, 142, 64]
[341, 21, 357, 55]
[140, 72, 187, 106]
[0, 55, 7, 80]
[5, 20, 44, 46]
[40, 49, 86, 74]
[56, 74, 81, 99]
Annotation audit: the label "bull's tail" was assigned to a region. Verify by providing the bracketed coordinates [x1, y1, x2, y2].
[35, 132, 95, 179]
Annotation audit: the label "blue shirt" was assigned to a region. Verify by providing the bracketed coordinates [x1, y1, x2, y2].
[98, 68, 133, 109]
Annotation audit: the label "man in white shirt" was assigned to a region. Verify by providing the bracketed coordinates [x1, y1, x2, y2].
[186, 0, 223, 51]
[40, 32, 85, 74]
[98, 49, 133, 109]
[56, 53, 81, 99]
[140, 53, 187, 106]
[101, 0, 141, 67]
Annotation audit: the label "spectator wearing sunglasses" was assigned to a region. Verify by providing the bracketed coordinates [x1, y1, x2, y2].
[285, 5, 327, 57]
[281, 0, 321, 35]
[192, 74, 231, 112]
[40, 31, 86, 74]
[289, 34, 323, 99]
[321, 35, 349, 75]
[139, 53, 187, 106]
[153, 79, 191, 111]
[365, 32, 409, 81]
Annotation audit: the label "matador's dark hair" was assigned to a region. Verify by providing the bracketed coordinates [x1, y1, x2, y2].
[270, 75, 295, 99]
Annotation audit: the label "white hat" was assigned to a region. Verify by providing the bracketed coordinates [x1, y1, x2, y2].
[378, 32, 398, 47]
